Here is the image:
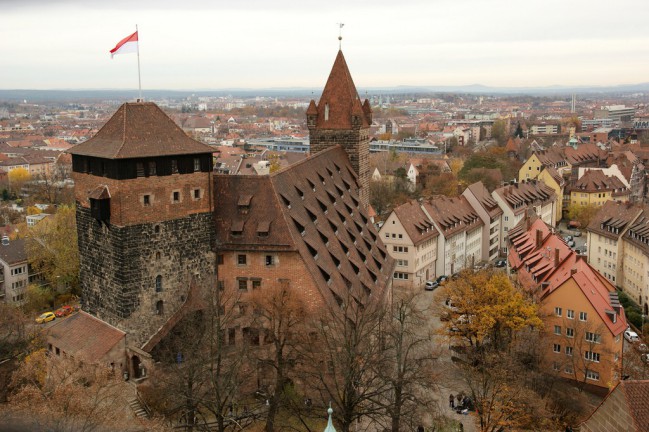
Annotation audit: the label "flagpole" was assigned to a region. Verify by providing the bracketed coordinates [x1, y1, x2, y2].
[136, 24, 142, 101]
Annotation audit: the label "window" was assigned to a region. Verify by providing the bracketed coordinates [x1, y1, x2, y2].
[237, 254, 247, 265]
[156, 300, 164, 315]
[136, 162, 145, 177]
[194, 158, 200, 172]
[584, 351, 600, 362]
[194, 188, 201, 199]
[155, 275, 162, 292]
[173, 191, 180, 202]
[504, 216, 509, 222]
[586, 370, 600, 381]
[567, 309, 574, 319]
[385, 233, 389, 238]
[566, 328, 574, 338]
[585, 332, 601, 343]
[154, 225, 160, 233]
[252, 279, 261, 290]
[579, 312, 588, 321]
[171, 159, 178, 174]
[265, 255, 275, 266]
[143, 195, 151, 206]
[398, 234, 403, 239]
[148, 161, 156, 176]
[565, 346, 573, 356]
[554, 307, 562, 317]
[565, 365, 573, 374]
[553, 344, 561, 353]
[393, 272, 409, 280]
[554, 325, 561, 335]
[552, 361, 560, 371]
[238, 279, 248, 291]
[228, 328, 236, 346]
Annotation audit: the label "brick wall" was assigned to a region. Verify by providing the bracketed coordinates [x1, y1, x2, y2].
[72, 171, 212, 227]
[580, 387, 634, 431]
[308, 127, 370, 209]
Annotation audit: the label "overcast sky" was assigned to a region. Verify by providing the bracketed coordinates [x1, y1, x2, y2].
[2, 0, 648, 90]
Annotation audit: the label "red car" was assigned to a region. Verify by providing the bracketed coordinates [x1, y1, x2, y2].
[55, 305, 74, 317]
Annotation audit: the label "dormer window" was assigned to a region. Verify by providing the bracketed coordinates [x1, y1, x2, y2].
[324, 103, 329, 121]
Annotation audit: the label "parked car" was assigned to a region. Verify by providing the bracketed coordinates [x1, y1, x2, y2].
[642, 353, 649, 363]
[36, 312, 56, 324]
[567, 240, 576, 248]
[571, 230, 582, 237]
[425, 280, 439, 291]
[55, 305, 74, 317]
[568, 220, 581, 229]
[436, 275, 448, 285]
[565, 235, 573, 241]
[625, 329, 640, 343]
[495, 260, 507, 268]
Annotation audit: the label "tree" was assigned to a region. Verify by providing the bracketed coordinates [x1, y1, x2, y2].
[300, 293, 388, 432]
[22, 283, 55, 313]
[8, 167, 30, 194]
[25, 206, 79, 293]
[0, 302, 29, 360]
[30, 163, 73, 205]
[491, 119, 508, 146]
[249, 283, 307, 432]
[424, 172, 460, 197]
[5, 349, 165, 432]
[379, 292, 440, 432]
[567, 204, 600, 230]
[514, 122, 524, 139]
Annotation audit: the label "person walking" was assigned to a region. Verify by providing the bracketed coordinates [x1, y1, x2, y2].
[449, 394, 455, 409]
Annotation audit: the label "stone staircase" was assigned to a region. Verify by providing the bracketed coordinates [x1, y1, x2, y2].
[127, 394, 150, 419]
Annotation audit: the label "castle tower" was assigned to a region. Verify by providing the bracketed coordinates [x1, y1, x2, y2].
[307, 50, 372, 208]
[69, 102, 215, 348]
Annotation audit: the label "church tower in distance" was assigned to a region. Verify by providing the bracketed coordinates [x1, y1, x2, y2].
[69, 102, 215, 348]
[307, 50, 372, 208]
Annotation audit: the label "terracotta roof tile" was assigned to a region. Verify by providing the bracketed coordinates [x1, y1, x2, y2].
[68, 102, 214, 159]
[392, 200, 439, 246]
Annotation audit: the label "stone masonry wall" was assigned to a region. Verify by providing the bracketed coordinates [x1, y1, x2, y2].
[580, 387, 634, 431]
[77, 207, 215, 348]
[309, 127, 370, 209]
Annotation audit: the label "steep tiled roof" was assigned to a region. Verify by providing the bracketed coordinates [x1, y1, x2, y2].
[47, 311, 125, 362]
[214, 146, 393, 308]
[624, 208, 649, 255]
[423, 196, 483, 239]
[0, 238, 27, 266]
[573, 169, 628, 194]
[465, 181, 503, 218]
[310, 50, 371, 130]
[564, 143, 606, 166]
[392, 200, 438, 246]
[587, 201, 640, 240]
[541, 166, 564, 187]
[493, 180, 555, 215]
[621, 380, 649, 431]
[68, 102, 214, 159]
[535, 148, 566, 167]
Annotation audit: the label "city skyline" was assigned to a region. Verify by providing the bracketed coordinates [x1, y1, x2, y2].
[2, 0, 649, 90]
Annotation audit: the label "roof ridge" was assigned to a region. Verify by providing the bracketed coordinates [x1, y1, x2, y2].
[270, 145, 341, 178]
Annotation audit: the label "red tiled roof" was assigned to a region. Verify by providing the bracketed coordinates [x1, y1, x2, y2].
[47, 311, 125, 363]
[310, 50, 371, 130]
[68, 102, 214, 159]
[392, 199, 439, 246]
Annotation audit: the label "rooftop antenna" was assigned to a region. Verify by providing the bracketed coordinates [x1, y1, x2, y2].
[337, 23, 344, 50]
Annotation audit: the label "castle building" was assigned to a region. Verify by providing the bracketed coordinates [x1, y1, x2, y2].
[307, 50, 372, 208]
[67, 50, 393, 377]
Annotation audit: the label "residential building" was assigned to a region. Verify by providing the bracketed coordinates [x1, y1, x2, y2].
[569, 169, 630, 208]
[380, 200, 438, 289]
[530, 123, 559, 135]
[462, 181, 503, 261]
[586, 201, 641, 286]
[0, 237, 29, 304]
[508, 216, 626, 391]
[492, 180, 556, 253]
[423, 196, 483, 276]
[26, 213, 51, 227]
[622, 211, 649, 315]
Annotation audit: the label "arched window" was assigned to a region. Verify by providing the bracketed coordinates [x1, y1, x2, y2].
[156, 300, 164, 315]
[155, 275, 162, 292]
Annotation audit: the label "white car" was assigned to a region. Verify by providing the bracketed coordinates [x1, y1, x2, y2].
[625, 329, 640, 343]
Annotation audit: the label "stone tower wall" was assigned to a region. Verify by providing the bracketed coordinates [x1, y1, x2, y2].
[308, 127, 370, 208]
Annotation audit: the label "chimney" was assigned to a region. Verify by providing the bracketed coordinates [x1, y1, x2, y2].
[554, 248, 560, 267]
[535, 229, 543, 248]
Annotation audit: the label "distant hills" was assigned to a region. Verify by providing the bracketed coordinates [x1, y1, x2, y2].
[1, 82, 649, 102]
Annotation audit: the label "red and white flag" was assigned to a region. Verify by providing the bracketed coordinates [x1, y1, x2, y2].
[110, 31, 138, 58]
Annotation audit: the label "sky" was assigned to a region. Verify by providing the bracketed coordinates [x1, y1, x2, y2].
[2, 0, 649, 90]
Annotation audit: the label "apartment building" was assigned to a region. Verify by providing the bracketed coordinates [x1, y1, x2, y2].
[569, 169, 630, 208]
[423, 196, 483, 276]
[462, 181, 503, 261]
[0, 237, 30, 304]
[379, 200, 438, 289]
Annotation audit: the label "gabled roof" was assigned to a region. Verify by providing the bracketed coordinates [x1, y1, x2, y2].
[68, 102, 214, 159]
[423, 195, 483, 239]
[493, 180, 555, 214]
[310, 50, 371, 130]
[587, 200, 640, 240]
[580, 380, 649, 432]
[572, 169, 628, 194]
[214, 146, 393, 309]
[46, 311, 125, 362]
[391, 200, 438, 246]
[465, 181, 503, 218]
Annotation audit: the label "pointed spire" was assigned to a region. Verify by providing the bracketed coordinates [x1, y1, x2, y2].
[315, 50, 368, 130]
[324, 404, 337, 432]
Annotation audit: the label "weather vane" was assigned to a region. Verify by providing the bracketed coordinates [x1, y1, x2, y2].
[337, 23, 344, 49]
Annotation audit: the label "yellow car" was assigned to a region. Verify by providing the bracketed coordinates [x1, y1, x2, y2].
[36, 312, 56, 324]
